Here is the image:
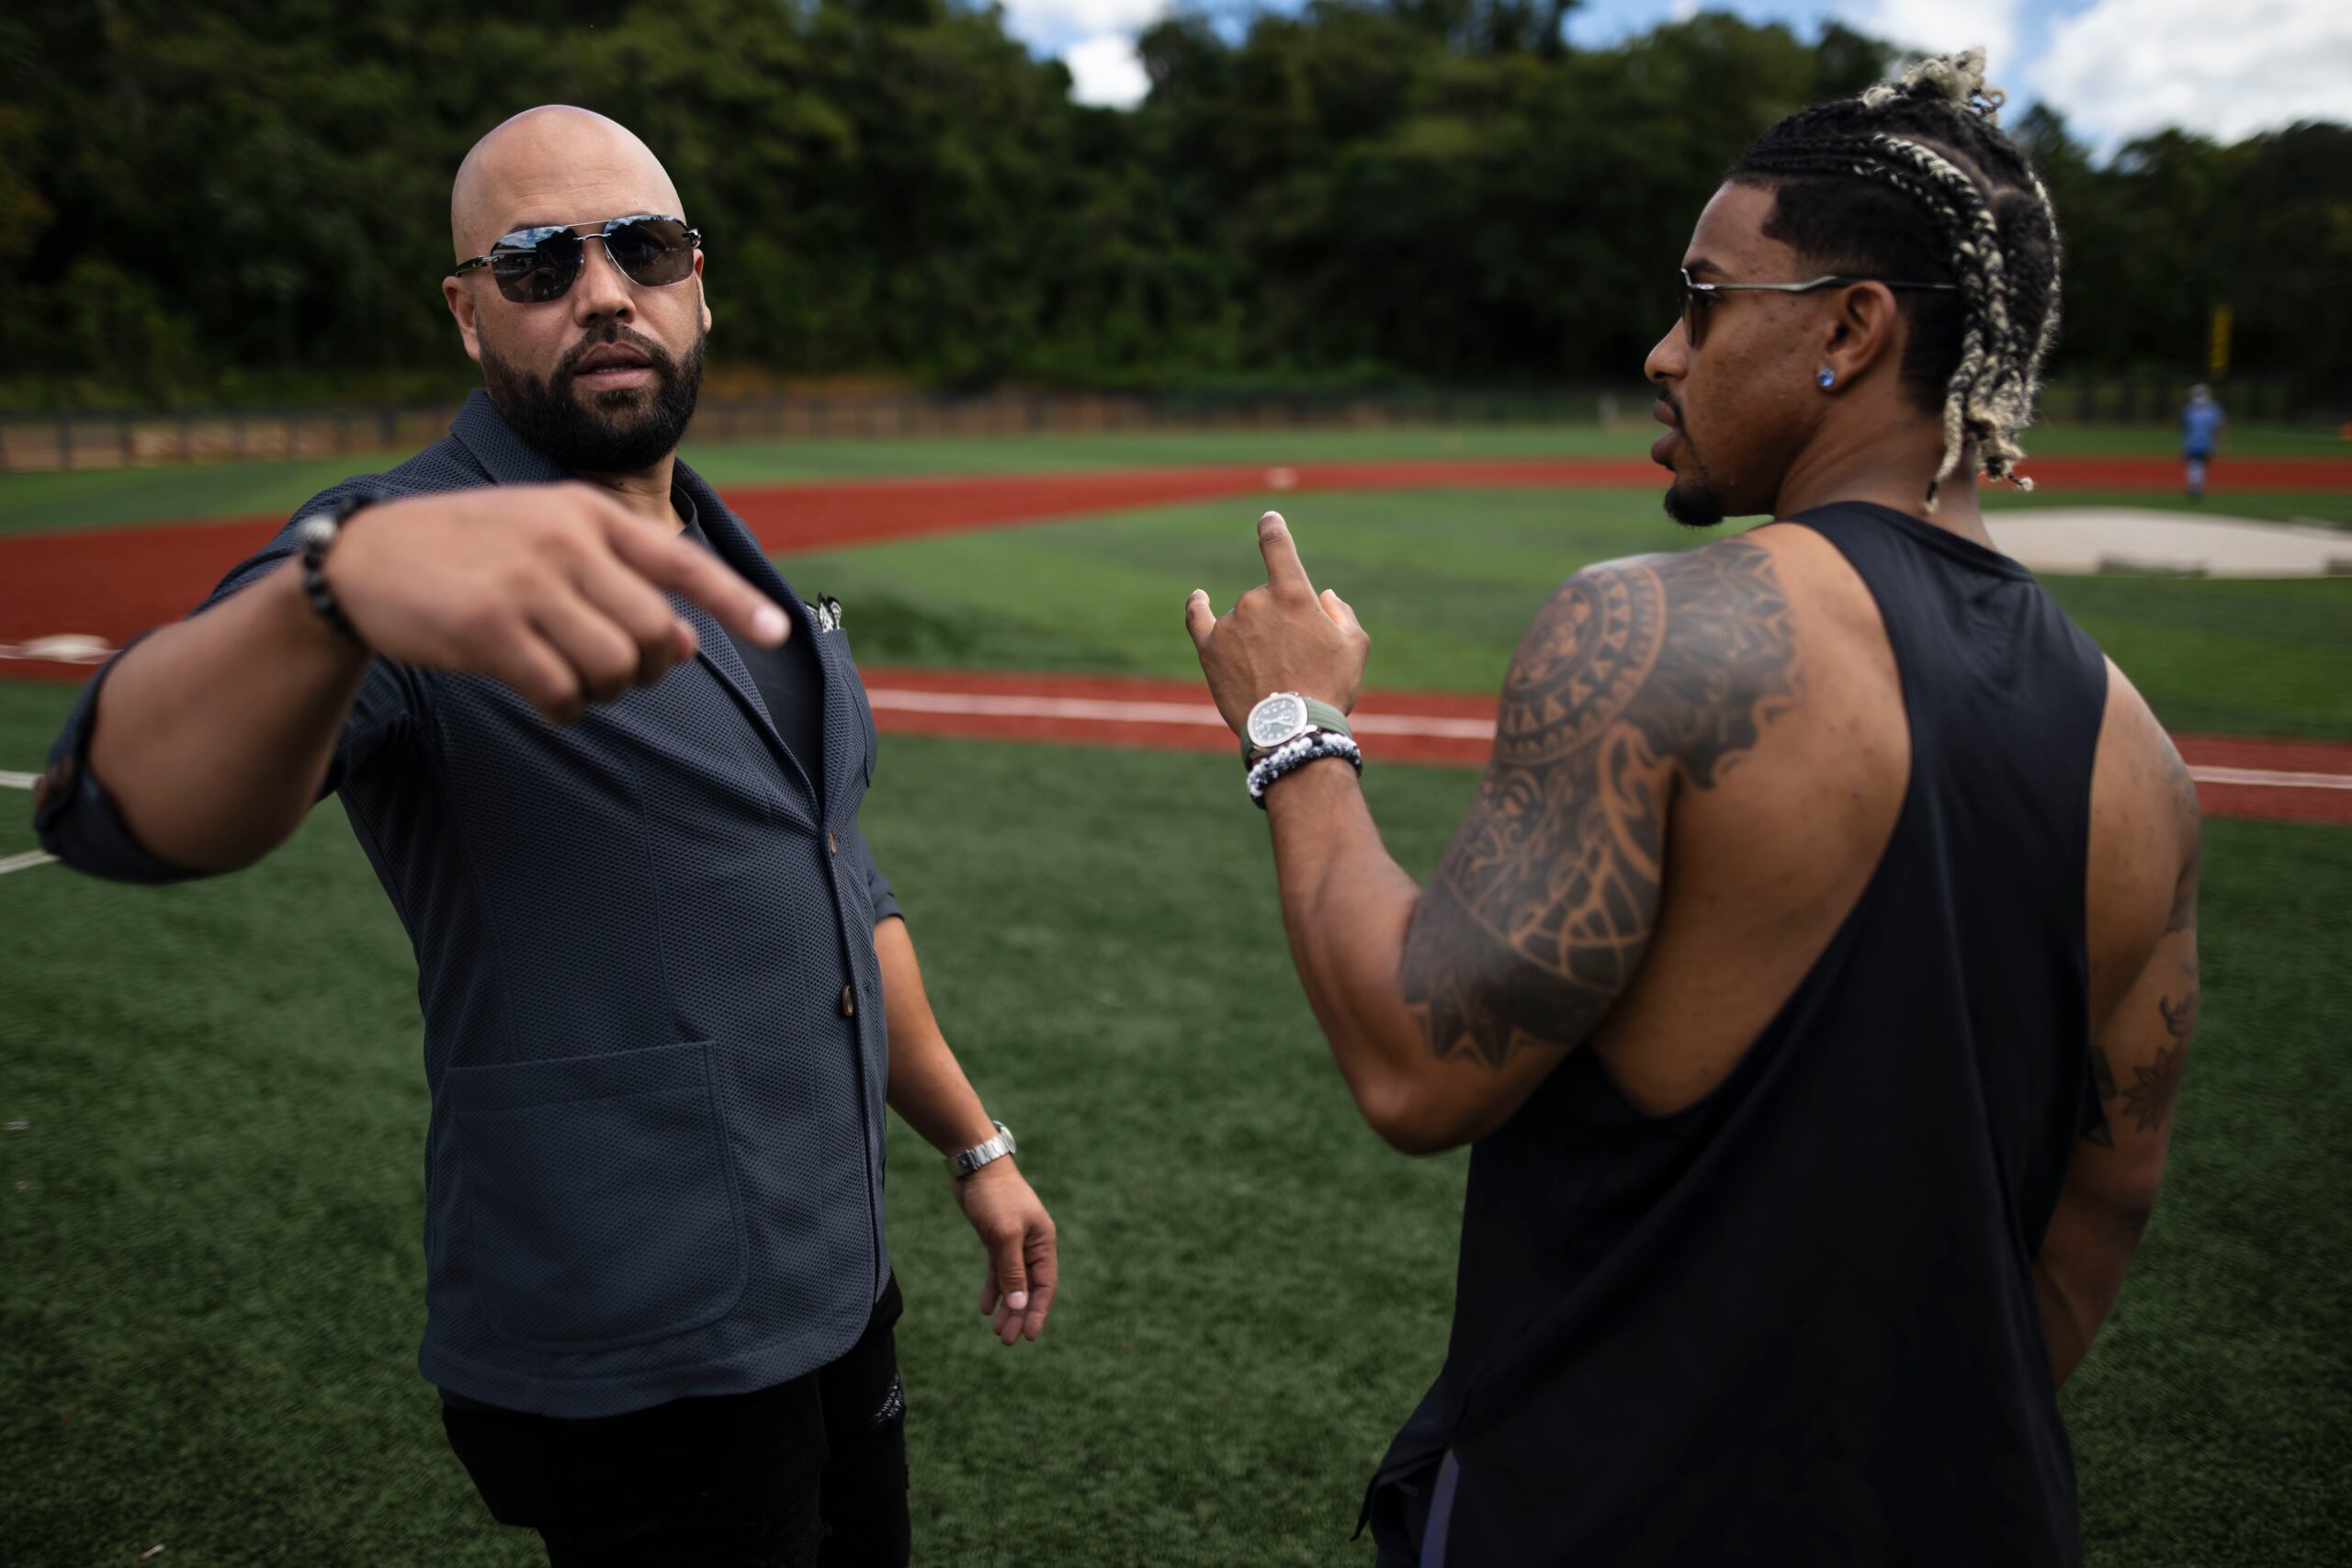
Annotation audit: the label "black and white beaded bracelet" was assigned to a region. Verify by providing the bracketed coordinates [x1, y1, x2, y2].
[1247, 729, 1363, 808]
[296, 491, 378, 648]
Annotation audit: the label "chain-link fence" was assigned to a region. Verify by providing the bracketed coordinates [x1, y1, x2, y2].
[0, 377, 2328, 473]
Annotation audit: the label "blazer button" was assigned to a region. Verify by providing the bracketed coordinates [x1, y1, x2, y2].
[828, 829, 839, 856]
[840, 983, 856, 1018]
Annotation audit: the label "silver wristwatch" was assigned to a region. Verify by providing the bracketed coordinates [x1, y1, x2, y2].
[1243, 691, 1351, 762]
[948, 1120, 1016, 1179]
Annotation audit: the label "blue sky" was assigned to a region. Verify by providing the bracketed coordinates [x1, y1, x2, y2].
[1008, 0, 2352, 151]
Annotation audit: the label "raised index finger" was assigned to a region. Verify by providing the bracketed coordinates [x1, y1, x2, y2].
[1256, 510, 1316, 599]
[603, 511, 790, 647]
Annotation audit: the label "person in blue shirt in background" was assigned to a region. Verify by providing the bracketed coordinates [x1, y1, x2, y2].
[2182, 384, 2226, 500]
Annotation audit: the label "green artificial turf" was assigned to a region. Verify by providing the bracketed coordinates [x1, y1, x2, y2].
[3, 417, 2348, 1563]
[0, 423, 1626, 536]
[3, 417, 2341, 536]
[777, 487, 2352, 741]
[1, 675, 2346, 1565]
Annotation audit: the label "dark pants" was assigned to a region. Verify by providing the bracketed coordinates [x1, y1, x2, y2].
[442, 1277, 910, 1568]
[1368, 1451, 1454, 1568]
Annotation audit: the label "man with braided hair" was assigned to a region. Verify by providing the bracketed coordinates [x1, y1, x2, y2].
[1184, 48, 2196, 1565]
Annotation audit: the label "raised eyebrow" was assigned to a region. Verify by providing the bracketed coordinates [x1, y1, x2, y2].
[1681, 256, 1722, 278]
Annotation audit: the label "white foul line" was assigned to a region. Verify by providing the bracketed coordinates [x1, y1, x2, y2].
[0, 715, 2342, 884]
[864, 689, 2352, 792]
[863, 688, 1498, 740]
[2188, 765, 2352, 791]
[3, 773, 54, 872]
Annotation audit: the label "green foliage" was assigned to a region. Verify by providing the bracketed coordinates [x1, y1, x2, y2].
[2028, 108, 2352, 389]
[2, 2, 2346, 403]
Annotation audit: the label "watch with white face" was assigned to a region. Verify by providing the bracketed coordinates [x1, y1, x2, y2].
[1244, 692, 1351, 760]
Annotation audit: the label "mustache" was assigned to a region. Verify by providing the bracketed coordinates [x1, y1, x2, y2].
[554, 326, 678, 383]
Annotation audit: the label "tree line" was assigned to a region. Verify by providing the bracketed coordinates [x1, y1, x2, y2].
[3, 0, 2345, 409]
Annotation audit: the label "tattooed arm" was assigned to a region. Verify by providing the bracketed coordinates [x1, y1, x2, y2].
[2034, 728, 2201, 1387]
[1198, 528, 1801, 1154]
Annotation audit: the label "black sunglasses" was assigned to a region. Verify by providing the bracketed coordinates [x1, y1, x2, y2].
[1679, 266, 1957, 349]
[457, 214, 703, 304]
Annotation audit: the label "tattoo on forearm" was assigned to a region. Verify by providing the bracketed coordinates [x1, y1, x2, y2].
[2120, 992, 2195, 1134]
[1401, 542, 1800, 1067]
[2085, 1045, 2119, 1147]
[2086, 987, 2193, 1145]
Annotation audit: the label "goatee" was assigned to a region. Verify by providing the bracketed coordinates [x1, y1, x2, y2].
[1662, 477, 1726, 528]
[481, 324, 706, 476]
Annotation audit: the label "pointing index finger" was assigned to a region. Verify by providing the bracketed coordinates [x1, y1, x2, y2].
[607, 517, 790, 647]
[1256, 510, 1316, 599]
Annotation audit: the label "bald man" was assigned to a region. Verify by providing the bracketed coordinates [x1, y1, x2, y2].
[34, 107, 1056, 1566]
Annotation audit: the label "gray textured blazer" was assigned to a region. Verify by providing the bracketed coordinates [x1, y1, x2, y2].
[39, 391, 903, 1416]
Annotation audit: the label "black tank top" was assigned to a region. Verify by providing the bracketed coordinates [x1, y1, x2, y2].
[1367, 502, 2110, 1565]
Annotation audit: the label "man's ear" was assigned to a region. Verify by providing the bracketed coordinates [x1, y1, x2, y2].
[445, 276, 483, 365]
[1819, 281, 1905, 391]
[695, 251, 712, 335]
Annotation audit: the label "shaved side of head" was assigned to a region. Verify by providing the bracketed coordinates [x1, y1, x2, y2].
[449, 106, 685, 262]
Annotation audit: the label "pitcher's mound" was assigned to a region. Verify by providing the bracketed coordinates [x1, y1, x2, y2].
[1984, 508, 2352, 579]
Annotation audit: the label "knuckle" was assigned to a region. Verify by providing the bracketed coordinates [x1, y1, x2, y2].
[517, 509, 567, 548]
[457, 599, 512, 649]
[537, 670, 582, 711]
[496, 561, 547, 605]
[588, 645, 636, 686]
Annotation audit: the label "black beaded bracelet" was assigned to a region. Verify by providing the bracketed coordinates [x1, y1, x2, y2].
[297, 491, 375, 647]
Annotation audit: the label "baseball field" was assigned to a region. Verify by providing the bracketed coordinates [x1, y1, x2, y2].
[2, 420, 2347, 1565]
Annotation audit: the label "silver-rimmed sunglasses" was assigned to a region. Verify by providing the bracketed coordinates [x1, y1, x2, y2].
[457, 214, 703, 304]
[1680, 266, 1956, 348]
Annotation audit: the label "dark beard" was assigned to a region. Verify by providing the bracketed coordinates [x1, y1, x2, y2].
[481, 323, 705, 476]
[1662, 473, 1726, 528]
[1655, 391, 1723, 527]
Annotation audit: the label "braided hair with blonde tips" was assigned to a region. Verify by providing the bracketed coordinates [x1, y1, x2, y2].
[1729, 49, 2063, 505]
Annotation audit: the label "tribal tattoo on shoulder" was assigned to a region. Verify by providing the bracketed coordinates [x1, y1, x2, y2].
[1401, 540, 1801, 1067]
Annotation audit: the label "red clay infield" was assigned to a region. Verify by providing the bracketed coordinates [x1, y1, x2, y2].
[6, 455, 2350, 660]
[3, 456, 2346, 825]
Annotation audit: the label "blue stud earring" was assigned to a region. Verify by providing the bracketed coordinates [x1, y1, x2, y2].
[1816, 368, 1837, 389]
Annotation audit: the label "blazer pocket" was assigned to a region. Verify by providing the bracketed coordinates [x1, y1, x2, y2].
[449, 1040, 748, 1352]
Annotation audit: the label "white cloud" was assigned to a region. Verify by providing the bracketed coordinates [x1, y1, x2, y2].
[1000, 0, 1169, 53]
[2032, 0, 2352, 145]
[1841, 0, 2025, 80]
[997, 0, 1167, 108]
[1064, 33, 1154, 109]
